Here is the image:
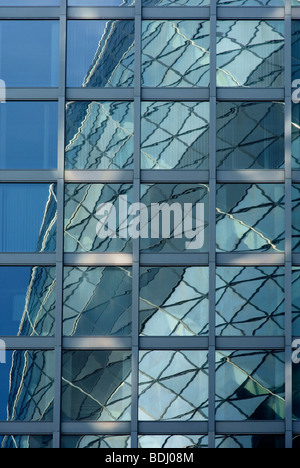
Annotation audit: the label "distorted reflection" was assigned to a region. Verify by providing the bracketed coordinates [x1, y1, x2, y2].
[62, 350, 132, 421]
[142, 0, 209, 4]
[0, 267, 56, 337]
[216, 267, 285, 336]
[293, 185, 300, 252]
[215, 435, 285, 449]
[142, 21, 210, 87]
[217, 0, 284, 4]
[216, 350, 285, 421]
[217, 102, 284, 170]
[139, 350, 209, 421]
[216, 184, 285, 252]
[63, 266, 132, 336]
[67, 20, 135, 87]
[140, 267, 209, 336]
[141, 102, 209, 170]
[217, 21, 284, 87]
[138, 435, 208, 449]
[69, 0, 134, 4]
[61, 435, 131, 449]
[65, 101, 134, 170]
[0, 435, 53, 449]
[292, 268, 300, 334]
[0, 351, 55, 421]
[64, 184, 133, 253]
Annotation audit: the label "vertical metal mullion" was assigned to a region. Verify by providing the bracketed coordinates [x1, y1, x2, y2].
[285, 0, 293, 450]
[131, 0, 142, 450]
[208, 0, 217, 450]
[53, 0, 67, 450]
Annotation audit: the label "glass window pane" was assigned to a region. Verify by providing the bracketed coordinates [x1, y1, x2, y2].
[64, 184, 133, 253]
[292, 103, 300, 169]
[139, 350, 209, 421]
[65, 101, 134, 170]
[293, 21, 300, 81]
[62, 350, 132, 421]
[61, 436, 131, 449]
[140, 267, 209, 336]
[217, 0, 284, 4]
[0, 267, 56, 337]
[293, 362, 300, 420]
[293, 185, 300, 252]
[69, 0, 134, 4]
[0, 435, 53, 449]
[142, 21, 210, 88]
[0, 0, 59, 3]
[216, 350, 285, 421]
[217, 21, 284, 87]
[215, 435, 285, 449]
[63, 266, 132, 337]
[0, 21, 59, 88]
[0, 350, 55, 421]
[0, 102, 58, 170]
[141, 102, 209, 170]
[216, 184, 285, 253]
[67, 20, 135, 88]
[216, 267, 285, 336]
[217, 102, 284, 170]
[293, 268, 300, 334]
[138, 435, 208, 448]
[140, 184, 209, 253]
[0, 184, 57, 253]
[142, 0, 209, 4]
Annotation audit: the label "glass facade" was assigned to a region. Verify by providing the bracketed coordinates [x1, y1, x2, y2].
[0, 0, 299, 450]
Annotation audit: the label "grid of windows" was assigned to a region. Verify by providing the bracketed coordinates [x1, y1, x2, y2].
[0, 0, 300, 449]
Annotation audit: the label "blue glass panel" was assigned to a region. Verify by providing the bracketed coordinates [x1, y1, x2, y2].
[0, 0, 59, 3]
[139, 435, 208, 448]
[61, 436, 131, 449]
[0, 102, 58, 169]
[69, 0, 134, 4]
[0, 350, 55, 421]
[142, 0, 209, 4]
[0, 267, 56, 336]
[0, 21, 59, 87]
[0, 184, 57, 253]
[215, 435, 285, 449]
[0, 436, 53, 449]
[67, 20, 135, 88]
[218, 0, 283, 4]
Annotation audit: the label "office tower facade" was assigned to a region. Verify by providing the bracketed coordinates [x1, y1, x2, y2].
[0, 0, 300, 449]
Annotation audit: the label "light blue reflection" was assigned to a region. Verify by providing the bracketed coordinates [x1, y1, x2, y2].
[0, 102, 58, 169]
[0, 184, 57, 252]
[0, 21, 59, 87]
[69, 0, 134, 4]
[0, 0, 59, 3]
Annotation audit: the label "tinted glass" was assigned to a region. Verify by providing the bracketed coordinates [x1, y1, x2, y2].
[0, 350, 55, 421]
[0, 102, 58, 170]
[69, 0, 134, 4]
[0, 21, 59, 87]
[64, 184, 133, 253]
[293, 268, 300, 334]
[61, 436, 131, 449]
[217, 102, 284, 170]
[142, 0, 209, 4]
[140, 267, 209, 336]
[62, 350, 132, 421]
[293, 21, 300, 81]
[142, 21, 210, 87]
[216, 267, 285, 336]
[215, 435, 285, 449]
[216, 350, 285, 421]
[65, 101, 134, 170]
[67, 21, 135, 88]
[0, 184, 57, 253]
[0, 0, 58, 3]
[139, 350, 209, 421]
[293, 361, 300, 419]
[216, 184, 285, 253]
[292, 103, 300, 169]
[293, 185, 300, 252]
[63, 266, 132, 336]
[217, 21, 284, 87]
[217, 0, 284, 4]
[141, 102, 209, 170]
[0, 435, 53, 449]
[0, 267, 56, 337]
[139, 435, 208, 448]
[140, 184, 209, 253]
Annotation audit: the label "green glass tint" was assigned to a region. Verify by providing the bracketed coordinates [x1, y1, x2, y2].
[65, 101, 134, 170]
[141, 102, 209, 170]
[216, 350, 285, 421]
[140, 267, 209, 336]
[142, 21, 210, 87]
[216, 184, 285, 253]
[62, 350, 131, 421]
[63, 266, 132, 336]
[217, 21, 284, 87]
